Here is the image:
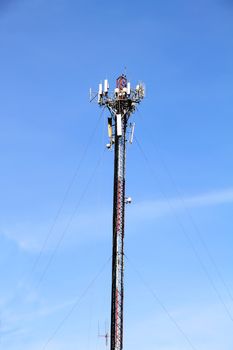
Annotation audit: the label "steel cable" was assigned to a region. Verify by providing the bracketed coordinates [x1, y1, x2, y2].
[134, 136, 233, 324]
[150, 142, 233, 303]
[41, 256, 111, 350]
[25, 108, 106, 284]
[35, 147, 107, 289]
[136, 107, 233, 304]
[125, 255, 198, 350]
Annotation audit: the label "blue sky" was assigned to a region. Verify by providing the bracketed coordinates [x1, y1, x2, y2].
[0, 0, 233, 349]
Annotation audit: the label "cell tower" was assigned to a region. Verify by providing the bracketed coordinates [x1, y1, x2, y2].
[92, 74, 145, 350]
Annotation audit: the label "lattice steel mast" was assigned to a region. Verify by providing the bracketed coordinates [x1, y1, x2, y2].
[92, 75, 145, 350]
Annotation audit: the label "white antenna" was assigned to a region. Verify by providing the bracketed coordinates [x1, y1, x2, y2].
[104, 79, 109, 94]
[129, 122, 135, 144]
[127, 82, 131, 95]
[98, 321, 109, 348]
[116, 114, 122, 136]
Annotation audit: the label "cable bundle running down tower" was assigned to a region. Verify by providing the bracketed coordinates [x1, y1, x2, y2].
[92, 75, 145, 350]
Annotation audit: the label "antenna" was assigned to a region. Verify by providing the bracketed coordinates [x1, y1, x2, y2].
[91, 75, 145, 350]
[129, 122, 135, 144]
[98, 321, 110, 348]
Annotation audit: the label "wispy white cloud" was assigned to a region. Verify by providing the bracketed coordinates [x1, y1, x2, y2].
[1, 187, 233, 253]
[126, 301, 233, 350]
[0, 292, 79, 347]
[129, 187, 233, 221]
[4, 297, 77, 326]
[4, 300, 233, 350]
[171, 187, 233, 208]
[0, 326, 21, 337]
